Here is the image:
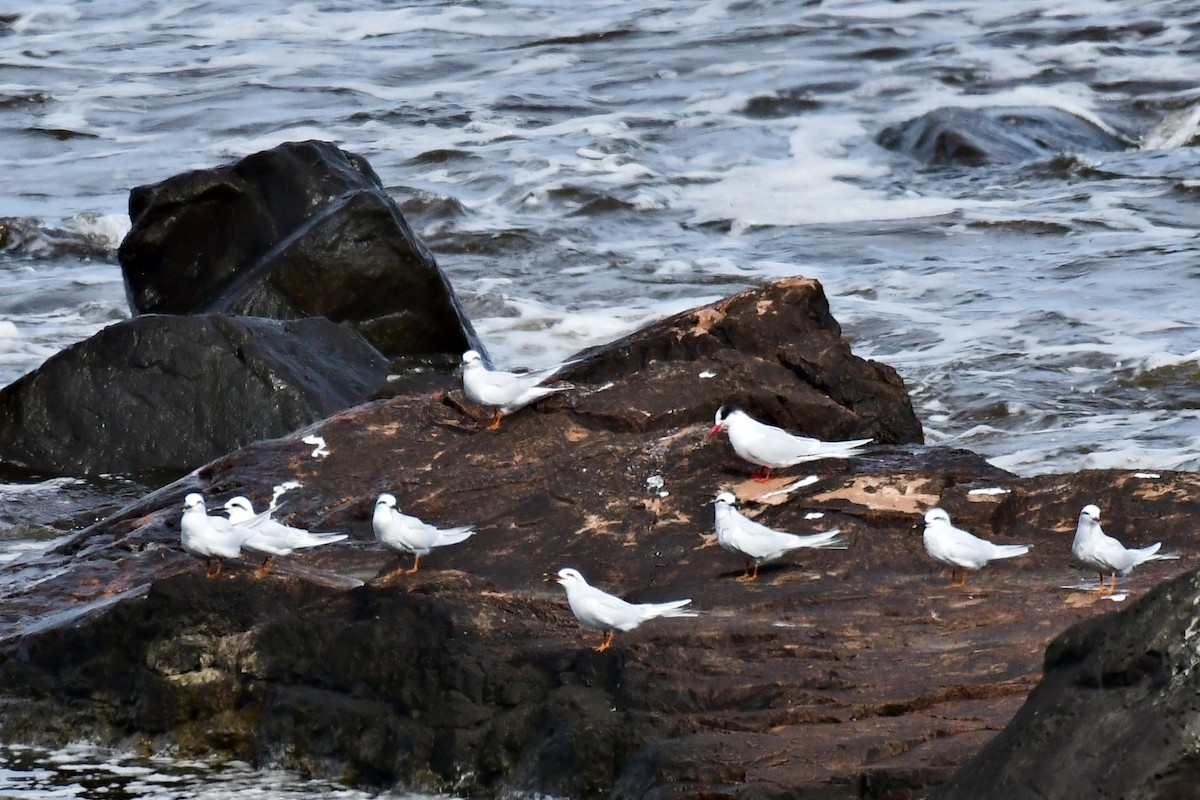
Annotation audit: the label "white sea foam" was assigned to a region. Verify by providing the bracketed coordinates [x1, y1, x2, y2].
[680, 120, 990, 230]
[1139, 349, 1200, 372]
[470, 292, 721, 367]
[0, 742, 433, 798]
[500, 53, 580, 77]
[0, 321, 20, 353]
[70, 213, 130, 249]
[11, 5, 82, 33]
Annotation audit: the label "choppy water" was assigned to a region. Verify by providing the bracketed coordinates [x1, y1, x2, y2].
[0, 743, 423, 798]
[2, 0, 1200, 793]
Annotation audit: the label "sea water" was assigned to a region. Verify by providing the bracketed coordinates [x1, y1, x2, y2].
[0, 743, 426, 798]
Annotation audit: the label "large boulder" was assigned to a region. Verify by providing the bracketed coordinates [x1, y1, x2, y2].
[558, 276, 923, 442]
[935, 566, 1200, 799]
[0, 314, 388, 477]
[117, 140, 481, 361]
[2, 415, 1197, 800]
[878, 106, 1130, 166]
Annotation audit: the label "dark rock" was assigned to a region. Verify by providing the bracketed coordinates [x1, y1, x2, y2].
[556, 276, 924, 443]
[878, 106, 1131, 166]
[0, 314, 387, 477]
[934, 567, 1200, 800]
[117, 140, 481, 360]
[0, 278, 1196, 800]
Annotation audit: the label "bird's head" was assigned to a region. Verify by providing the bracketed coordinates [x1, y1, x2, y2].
[708, 404, 736, 440]
[462, 350, 482, 368]
[223, 496, 255, 523]
[376, 493, 397, 510]
[923, 507, 951, 526]
[1081, 504, 1101, 522]
[183, 493, 205, 512]
[714, 491, 737, 507]
[550, 567, 586, 586]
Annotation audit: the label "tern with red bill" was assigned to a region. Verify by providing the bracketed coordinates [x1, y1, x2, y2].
[707, 405, 871, 480]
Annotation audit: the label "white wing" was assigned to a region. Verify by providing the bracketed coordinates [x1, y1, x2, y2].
[464, 362, 573, 410]
[730, 413, 870, 468]
[718, 506, 845, 562]
[924, 521, 1028, 569]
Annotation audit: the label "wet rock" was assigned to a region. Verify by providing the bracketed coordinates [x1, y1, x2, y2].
[934, 566, 1200, 800]
[117, 140, 481, 361]
[0, 278, 1196, 799]
[0, 216, 113, 262]
[556, 276, 924, 443]
[878, 106, 1131, 166]
[0, 314, 387, 477]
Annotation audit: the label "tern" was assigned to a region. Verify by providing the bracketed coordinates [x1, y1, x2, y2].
[547, 567, 696, 652]
[462, 349, 574, 430]
[180, 492, 261, 578]
[714, 491, 847, 581]
[372, 493, 475, 575]
[224, 496, 347, 576]
[922, 508, 1030, 588]
[1072, 504, 1179, 595]
[707, 405, 871, 481]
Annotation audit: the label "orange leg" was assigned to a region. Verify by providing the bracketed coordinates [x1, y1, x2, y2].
[752, 466, 774, 483]
[255, 555, 274, 578]
[405, 554, 421, 575]
[737, 561, 760, 582]
[594, 631, 614, 652]
[948, 568, 968, 588]
[1093, 573, 1112, 594]
[487, 409, 503, 430]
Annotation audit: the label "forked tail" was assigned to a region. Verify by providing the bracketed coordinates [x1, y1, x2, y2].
[643, 598, 697, 621]
[439, 526, 476, 545]
[1135, 542, 1179, 565]
[990, 543, 1032, 560]
[786, 528, 849, 550]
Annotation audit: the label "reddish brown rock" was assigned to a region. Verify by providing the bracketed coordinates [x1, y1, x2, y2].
[556, 276, 922, 443]
[0, 279, 1195, 799]
[935, 504, 1200, 800]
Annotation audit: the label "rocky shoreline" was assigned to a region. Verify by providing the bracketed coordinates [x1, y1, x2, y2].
[1, 143, 1198, 799]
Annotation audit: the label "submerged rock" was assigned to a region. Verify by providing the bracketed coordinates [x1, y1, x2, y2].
[878, 106, 1131, 166]
[0, 314, 387, 477]
[117, 140, 481, 361]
